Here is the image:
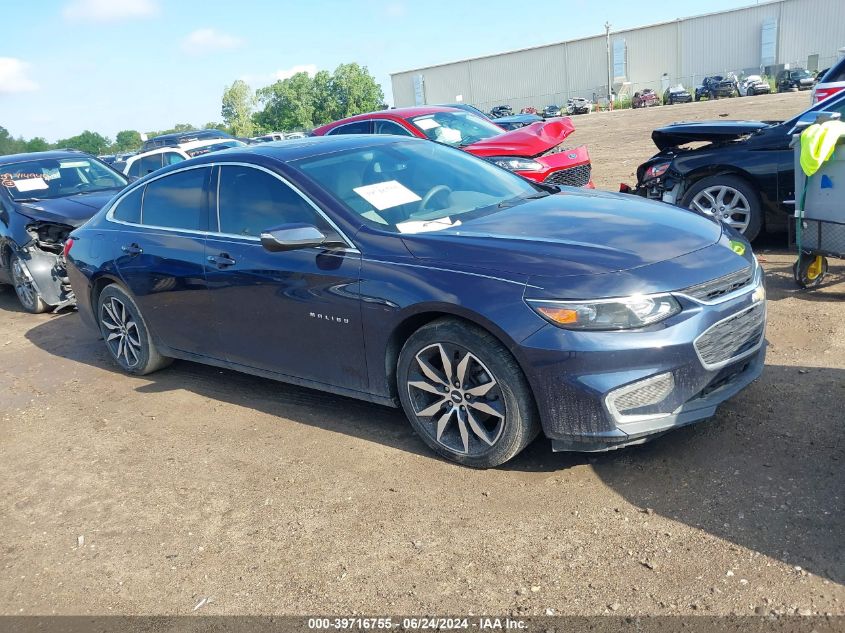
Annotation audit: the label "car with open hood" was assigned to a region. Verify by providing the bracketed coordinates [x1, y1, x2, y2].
[0, 150, 128, 312]
[695, 76, 738, 101]
[66, 136, 766, 467]
[311, 106, 593, 188]
[625, 89, 845, 241]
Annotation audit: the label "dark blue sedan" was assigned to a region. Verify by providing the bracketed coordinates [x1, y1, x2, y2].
[66, 136, 766, 467]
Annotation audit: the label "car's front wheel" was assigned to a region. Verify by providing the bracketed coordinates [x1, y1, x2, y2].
[397, 319, 540, 468]
[681, 174, 763, 241]
[10, 253, 49, 314]
[97, 284, 172, 375]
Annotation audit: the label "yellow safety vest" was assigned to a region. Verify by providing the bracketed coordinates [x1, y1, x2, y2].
[800, 120, 845, 177]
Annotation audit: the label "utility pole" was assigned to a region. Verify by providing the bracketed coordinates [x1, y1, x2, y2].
[605, 21, 612, 110]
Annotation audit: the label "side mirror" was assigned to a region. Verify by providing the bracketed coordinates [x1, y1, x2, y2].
[260, 223, 327, 252]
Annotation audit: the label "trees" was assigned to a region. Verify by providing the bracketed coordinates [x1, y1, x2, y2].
[54, 130, 111, 155]
[221, 80, 256, 137]
[114, 130, 142, 153]
[253, 63, 384, 132]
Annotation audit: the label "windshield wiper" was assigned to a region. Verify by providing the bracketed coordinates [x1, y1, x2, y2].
[497, 191, 550, 208]
[16, 197, 42, 203]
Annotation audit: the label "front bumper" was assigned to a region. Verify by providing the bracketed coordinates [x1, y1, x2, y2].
[519, 267, 766, 452]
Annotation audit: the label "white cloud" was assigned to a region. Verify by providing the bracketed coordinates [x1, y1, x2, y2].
[181, 28, 243, 55]
[63, 0, 159, 22]
[273, 64, 318, 81]
[0, 58, 38, 95]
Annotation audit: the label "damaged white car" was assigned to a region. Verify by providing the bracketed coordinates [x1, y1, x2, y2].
[0, 150, 127, 313]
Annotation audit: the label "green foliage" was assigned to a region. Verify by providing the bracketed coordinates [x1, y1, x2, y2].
[254, 63, 384, 132]
[55, 130, 111, 155]
[203, 121, 230, 132]
[222, 80, 256, 137]
[114, 130, 142, 153]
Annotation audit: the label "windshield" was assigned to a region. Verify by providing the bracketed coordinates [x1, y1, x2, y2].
[292, 140, 543, 234]
[793, 69, 812, 79]
[0, 156, 127, 201]
[409, 111, 505, 147]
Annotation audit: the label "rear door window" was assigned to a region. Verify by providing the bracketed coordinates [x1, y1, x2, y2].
[373, 120, 414, 136]
[141, 167, 210, 231]
[327, 121, 372, 135]
[139, 153, 164, 175]
[163, 151, 185, 166]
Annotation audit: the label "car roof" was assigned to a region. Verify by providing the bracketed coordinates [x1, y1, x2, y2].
[130, 135, 422, 184]
[0, 149, 94, 166]
[335, 105, 464, 123]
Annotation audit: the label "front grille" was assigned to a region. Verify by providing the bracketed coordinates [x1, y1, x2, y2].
[694, 303, 765, 369]
[544, 163, 591, 187]
[682, 266, 753, 302]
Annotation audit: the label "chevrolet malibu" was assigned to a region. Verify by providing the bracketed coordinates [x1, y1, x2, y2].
[66, 136, 766, 468]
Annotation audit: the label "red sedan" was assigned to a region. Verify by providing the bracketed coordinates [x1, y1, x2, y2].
[311, 106, 593, 187]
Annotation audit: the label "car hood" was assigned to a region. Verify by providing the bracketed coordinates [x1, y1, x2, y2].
[399, 190, 722, 278]
[652, 120, 772, 150]
[465, 118, 575, 157]
[16, 190, 119, 227]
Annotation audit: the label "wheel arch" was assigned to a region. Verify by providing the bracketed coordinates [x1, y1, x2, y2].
[382, 306, 528, 402]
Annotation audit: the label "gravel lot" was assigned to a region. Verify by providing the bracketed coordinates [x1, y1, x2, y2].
[1, 91, 843, 617]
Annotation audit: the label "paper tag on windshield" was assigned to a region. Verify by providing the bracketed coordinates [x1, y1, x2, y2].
[396, 218, 460, 234]
[13, 178, 48, 192]
[353, 180, 421, 211]
[414, 118, 440, 130]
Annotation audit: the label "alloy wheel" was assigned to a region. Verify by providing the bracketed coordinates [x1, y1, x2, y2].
[100, 296, 142, 368]
[689, 185, 752, 233]
[11, 256, 38, 311]
[406, 343, 506, 455]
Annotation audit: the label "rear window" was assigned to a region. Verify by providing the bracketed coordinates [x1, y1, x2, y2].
[112, 187, 143, 224]
[141, 167, 209, 231]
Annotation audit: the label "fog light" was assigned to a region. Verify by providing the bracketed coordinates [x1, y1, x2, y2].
[605, 372, 675, 423]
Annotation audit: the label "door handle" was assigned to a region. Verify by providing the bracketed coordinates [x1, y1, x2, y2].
[121, 243, 142, 255]
[207, 253, 236, 268]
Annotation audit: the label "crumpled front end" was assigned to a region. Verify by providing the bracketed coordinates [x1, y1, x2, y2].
[13, 221, 76, 310]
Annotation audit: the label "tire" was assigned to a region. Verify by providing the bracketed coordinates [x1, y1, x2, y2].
[681, 174, 763, 241]
[694, 93, 701, 102]
[96, 284, 172, 375]
[10, 252, 50, 314]
[396, 318, 540, 468]
[793, 255, 828, 289]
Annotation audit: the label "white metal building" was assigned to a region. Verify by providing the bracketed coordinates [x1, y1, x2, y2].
[390, 0, 845, 112]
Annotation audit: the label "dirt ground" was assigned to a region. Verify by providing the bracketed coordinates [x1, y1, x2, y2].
[1, 91, 843, 618]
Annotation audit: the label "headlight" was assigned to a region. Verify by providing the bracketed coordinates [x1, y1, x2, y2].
[643, 162, 670, 181]
[488, 157, 544, 172]
[528, 294, 682, 330]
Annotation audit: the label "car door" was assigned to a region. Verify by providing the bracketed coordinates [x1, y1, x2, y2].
[203, 163, 367, 391]
[111, 165, 214, 356]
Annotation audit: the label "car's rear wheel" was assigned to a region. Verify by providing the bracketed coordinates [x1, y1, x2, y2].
[97, 284, 172, 375]
[397, 319, 539, 468]
[682, 174, 763, 241]
[10, 253, 49, 314]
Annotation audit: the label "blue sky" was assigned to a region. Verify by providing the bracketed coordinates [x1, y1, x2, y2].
[1, 0, 757, 141]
